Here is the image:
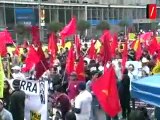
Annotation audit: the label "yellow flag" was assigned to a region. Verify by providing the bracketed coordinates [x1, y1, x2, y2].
[0, 56, 5, 98]
[133, 40, 140, 51]
[152, 60, 160, 74]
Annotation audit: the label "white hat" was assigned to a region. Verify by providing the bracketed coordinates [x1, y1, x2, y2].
[12, 66, 21, 70]
[142, 57, 149, 63]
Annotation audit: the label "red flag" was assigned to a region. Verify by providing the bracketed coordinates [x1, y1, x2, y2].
[75, 35, 81, 58]
[111, 33, 118, 58]
[121, 42, 128, 73]
[0, 39, 7, 57]
[87, 40, 96, 59]
[140, 32, 152, 41]
[92, 66, 121, 117]
[22, 45, 40, 72]
[76, 57, 85, 81]
[135, 40, 142, 61]
[60, 17, 77, 46]
[100, 30, 112, 43]
[0, 29, 13, 44]
[48, 33, 58, 58]
[148, 37, 158, 55]
[35, 46, 49, 79]
[66, 47, 75, 74]
[31, 26, 41, 46]
[102, 32, 112, 65]
[37, 46, 45, 60]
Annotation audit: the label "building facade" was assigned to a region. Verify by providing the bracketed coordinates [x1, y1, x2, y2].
[0, 0, 159, 39]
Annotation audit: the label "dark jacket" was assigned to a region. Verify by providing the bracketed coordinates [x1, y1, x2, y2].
[9, 89, 25, 120]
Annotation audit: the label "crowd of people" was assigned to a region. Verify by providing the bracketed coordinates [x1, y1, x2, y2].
[0, 31, 160, 120]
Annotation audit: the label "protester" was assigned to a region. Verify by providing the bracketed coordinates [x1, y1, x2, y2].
[67, 72, 81, 100]
[0, 99, 13, 120]
[11, 66, 25, 80]
[73, 82, 92, 120]
[86, 70, 99, 120]
[119, 69, 131, 119]
[55, 85, 71, 120]
[10, 79, 25, 120]
[3, 80, 12, 110]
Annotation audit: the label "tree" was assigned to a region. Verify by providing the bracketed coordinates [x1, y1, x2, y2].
[96, 21, 110, 31]
[15, 24, 30, 45]
[48, 22, 63, 33]
[77, 20, 90, 37]
[118, 20, 129, 27]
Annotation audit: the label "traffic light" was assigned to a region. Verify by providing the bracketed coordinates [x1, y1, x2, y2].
[146, 4, 157, 20]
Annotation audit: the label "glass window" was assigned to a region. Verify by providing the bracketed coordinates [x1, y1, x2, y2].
[109, 7, 114, 19]
[103, 8, 109, 20]
[119, 8, 123, 20]
[114, 8, 119, 20]
[6, 7, 14, 24]
[92, 8, 97, 20]
[59, 9, 65, 23]
[87, 8, 92, 20]
[66, 9, 71, 23]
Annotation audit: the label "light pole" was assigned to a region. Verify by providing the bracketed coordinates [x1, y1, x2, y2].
[38, 0, 41, 41]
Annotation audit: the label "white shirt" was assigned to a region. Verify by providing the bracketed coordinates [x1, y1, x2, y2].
[75, 90, 92, 120]
[142, 66, 150, 75]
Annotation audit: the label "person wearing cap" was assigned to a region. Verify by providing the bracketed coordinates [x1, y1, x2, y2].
[141, 57, 150, 75]
[67, 72, 81, 100]
[9, 79, 25, 120]
[73, 82, 92, 120]
[0, 99, 13, 120]
[12, 66, 26, 80]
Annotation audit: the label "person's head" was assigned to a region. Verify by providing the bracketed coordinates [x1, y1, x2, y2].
[128, 110, 145, 120]
[0, 99, 3, 111]
[78, 82, 86, 92]
[12, 66, 21, 73]
[65, 111, 76, 120]
[128, 64, 135, 72]
[54, 85, 63, 94]
[91, 71, 99, 80]
[84, 60, 88, 69]
[12, 79, 21, 90]
[4, 80, 11, 91]
[70, 72, 77, 81]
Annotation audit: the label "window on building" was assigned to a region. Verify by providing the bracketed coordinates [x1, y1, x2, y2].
[92, 8, 97, 20]
[103, 8, 109, 20]
[109, 7, 114, 20]
[87, 8, 92, 20]
[59, 9, 65, 23]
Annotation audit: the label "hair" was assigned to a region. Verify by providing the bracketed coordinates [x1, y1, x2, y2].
[65, 111, 76, 120]
[4, 80, 11, 95]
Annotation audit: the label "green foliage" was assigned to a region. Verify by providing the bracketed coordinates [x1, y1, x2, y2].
[48, 22, 63, 33]
[118, 20, 129, 27]
[15, 24, 30, 45]
[77, 20, 91, 34]
[96, 21, 110, 31]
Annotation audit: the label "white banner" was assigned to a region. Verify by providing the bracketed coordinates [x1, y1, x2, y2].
[20, 80, 48, 120]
